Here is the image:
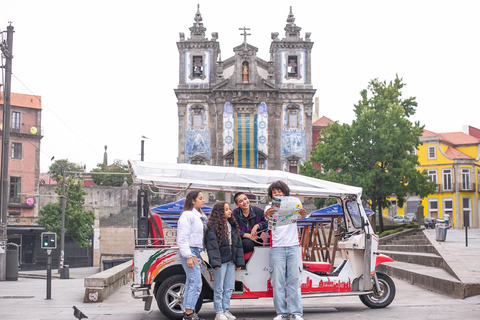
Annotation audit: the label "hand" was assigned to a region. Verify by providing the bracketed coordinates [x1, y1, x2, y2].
[186, 256, 198, 269]
[244, 233, 258, 241]
[251, 224, 259, 236]
[236, 267, 241, 270]
[265, 206, 275, 219]
[298, 208, 306, 219]
[214, 267, 220, 270]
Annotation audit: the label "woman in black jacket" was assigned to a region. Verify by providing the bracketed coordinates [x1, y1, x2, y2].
[205, 201, 245, 320]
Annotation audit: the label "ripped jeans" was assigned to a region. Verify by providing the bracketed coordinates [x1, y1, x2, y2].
[269, 245, 303, 317]
[212, 261, 236, 313]
[180, 247, 203, 311]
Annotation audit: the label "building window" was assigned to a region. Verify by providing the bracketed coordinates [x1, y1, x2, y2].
[11, 142, 22, 159]
[443, 198, 453, 220]
[427, 145, 436, 160]
[9, 176, 21, 203]
[288, 113, 298, 127]
[442, 168, 453, 191]
[427, 169, 437, 183]
[461, 168, 471, 191]
[192, 55, 203, 78]
[191, 105, 204, 129]
[12, 111, 21, 132]
[462, 197, 472, 227]
[287, 55, 298, 77]
[428, 198, 438, 219]
[287, 105, 300, 128]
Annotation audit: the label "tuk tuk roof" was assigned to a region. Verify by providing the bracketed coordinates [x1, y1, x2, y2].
[128, 160, 362, 198]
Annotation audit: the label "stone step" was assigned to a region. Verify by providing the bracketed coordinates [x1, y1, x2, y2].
[380, 238, 430, 245]
[378, 250, 443, 268]
[376, 260, 465, 298]
[378, 244, 436, 254]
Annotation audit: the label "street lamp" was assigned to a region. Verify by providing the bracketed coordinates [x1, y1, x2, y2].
[141, 136, 148, 161]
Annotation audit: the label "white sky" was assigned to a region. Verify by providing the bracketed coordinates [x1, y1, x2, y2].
[2, 0, 479, 172]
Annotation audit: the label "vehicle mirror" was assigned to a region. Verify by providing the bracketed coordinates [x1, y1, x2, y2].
[333, 218, 338, 232]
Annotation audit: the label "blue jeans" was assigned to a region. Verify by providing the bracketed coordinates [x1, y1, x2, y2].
[180, 247, 203, 311]
[212, 261, 235, 313]
[269, 246, 303, 317]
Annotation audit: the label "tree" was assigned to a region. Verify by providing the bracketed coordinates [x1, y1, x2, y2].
[302, 76, 437, 232]
[38, 176, 94, 248]
[90, 159, 132, 186]
[48, 159, 84, 182]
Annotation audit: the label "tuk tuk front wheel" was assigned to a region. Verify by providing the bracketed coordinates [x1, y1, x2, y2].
[359, 272, 396, 308]
[156, 274, 203, 320]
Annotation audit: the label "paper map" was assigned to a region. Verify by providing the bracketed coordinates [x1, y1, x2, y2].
[268, 196, 303, 230]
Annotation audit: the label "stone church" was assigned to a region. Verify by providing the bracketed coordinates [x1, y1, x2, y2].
[175, 6, 316, 173]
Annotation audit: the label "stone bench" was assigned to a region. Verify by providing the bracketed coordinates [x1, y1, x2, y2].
[84, 259, 132, 302]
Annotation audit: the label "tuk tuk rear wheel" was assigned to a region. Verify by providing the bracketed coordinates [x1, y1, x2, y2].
[359, 272, 395, 308]
[156, 274, 203, 320]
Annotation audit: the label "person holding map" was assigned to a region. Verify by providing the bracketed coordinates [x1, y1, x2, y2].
[264, 181, 306, 320]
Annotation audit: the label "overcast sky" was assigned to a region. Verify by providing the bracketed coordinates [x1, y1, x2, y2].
[2, 0, 479, 172]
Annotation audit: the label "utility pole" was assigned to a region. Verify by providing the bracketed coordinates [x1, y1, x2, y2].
[60, 168, 67, 278]
[0, 23, 14, 281]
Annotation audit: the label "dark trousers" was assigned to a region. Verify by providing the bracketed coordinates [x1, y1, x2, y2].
[242, 237, 263, 253]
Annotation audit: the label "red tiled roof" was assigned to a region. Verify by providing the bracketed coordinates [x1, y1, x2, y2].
[440, 132, 479, 145]
[313, 116, 334, 127]
[444, 147, 473, 160]
[0, 91, 42, 109]
[422, 129, 479, 145]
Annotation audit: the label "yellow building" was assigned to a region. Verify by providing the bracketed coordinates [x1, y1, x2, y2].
[387, 127, 479, 228]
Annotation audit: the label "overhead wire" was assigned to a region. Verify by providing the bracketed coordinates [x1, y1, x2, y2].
[10, 72, 101, 158]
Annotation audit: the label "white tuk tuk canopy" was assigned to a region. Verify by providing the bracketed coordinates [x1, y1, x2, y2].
[128, 161, 362, 199]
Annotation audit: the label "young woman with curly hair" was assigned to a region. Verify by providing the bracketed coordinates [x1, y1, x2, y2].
[205, 201, 245, 320]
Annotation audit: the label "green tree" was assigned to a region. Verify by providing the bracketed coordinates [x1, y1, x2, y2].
[48, 159, 84, 182]
[302, 76, 436, 232]
[90, 159, 132, 186]
[38, 176, 94, 248]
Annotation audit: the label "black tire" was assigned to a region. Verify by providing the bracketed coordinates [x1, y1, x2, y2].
[359, 272, 396, 308]
[156, 274, 203, 320]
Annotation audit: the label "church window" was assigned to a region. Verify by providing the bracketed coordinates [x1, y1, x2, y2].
[191, 105, 204, 129]
[287, 105, 300, 128]
[287, 56, 298, 77]
[287, 156, 300, 174]
[288, 113, 298, 127]
[192, 55, 203, 78]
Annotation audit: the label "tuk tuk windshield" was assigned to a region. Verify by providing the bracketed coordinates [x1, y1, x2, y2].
[346, 201, 363, 229]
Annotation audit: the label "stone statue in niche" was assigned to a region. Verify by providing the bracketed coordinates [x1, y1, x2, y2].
[242, 61, 249, 82]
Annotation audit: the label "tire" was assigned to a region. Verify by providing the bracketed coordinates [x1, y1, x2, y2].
[156, 274, 203, 320]
[359, 272, 396, 308]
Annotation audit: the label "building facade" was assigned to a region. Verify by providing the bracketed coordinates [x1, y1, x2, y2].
[386, 127, 479, 228]
[0, 92, 43, 267]
[175, 6, 316, 172]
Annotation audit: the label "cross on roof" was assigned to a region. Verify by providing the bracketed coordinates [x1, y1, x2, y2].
[239, 26, 251, 50]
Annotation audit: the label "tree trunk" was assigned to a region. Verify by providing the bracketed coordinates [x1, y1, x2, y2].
[378, 202, 384, 233]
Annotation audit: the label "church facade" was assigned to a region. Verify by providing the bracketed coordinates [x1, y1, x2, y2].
[175, 6, 316, 172]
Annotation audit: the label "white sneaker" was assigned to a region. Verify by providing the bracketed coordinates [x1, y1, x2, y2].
[215, 313, 228, 320]
[273, 315, 289, 320]
[224, 311, 236, 320]
[291, 315, 304, 320]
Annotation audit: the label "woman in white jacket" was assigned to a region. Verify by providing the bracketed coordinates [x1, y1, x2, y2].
[177, 191, 208, 320]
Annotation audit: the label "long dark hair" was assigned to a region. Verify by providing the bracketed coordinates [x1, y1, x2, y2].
[207, 201, 240, 245]
[183, 190, 202, 213]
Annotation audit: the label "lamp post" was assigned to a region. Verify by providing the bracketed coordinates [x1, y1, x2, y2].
[141, 136, 148, 161]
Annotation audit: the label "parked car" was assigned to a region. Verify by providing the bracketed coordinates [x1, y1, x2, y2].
[393, 215, 406, 224]
[405, 213, 417, 222]
[424, 217, 435, 229]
